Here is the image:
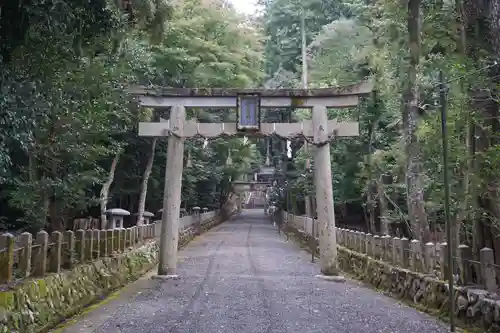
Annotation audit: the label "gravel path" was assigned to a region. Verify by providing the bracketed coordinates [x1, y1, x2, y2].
[58, 209, 450, 333]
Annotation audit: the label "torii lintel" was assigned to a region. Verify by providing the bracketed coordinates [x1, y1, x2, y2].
[129, 81, 373, 109]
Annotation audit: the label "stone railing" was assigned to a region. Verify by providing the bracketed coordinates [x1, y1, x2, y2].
[284, 212, 499, 293]
[284, 212, 500, 331]
[153, 210, 219, 233]
[0, 210, 219, 285]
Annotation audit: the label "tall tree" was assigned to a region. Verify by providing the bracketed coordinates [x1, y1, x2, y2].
[403, 0, 429, 242]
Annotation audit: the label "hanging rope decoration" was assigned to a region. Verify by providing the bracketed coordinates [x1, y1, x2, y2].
[158, 129, 338, 148]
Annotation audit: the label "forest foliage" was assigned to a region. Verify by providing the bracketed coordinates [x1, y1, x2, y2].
[259, 0, 500, 260]
[1, 0, 500, 264]
[0, 0, 263, 232]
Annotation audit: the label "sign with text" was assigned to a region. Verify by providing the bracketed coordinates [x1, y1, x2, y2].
[237, 93, 261, 131]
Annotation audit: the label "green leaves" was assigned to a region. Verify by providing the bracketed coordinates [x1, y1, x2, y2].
[0, 0, 265, 230]
[149, 0, 263, 88]
[261, 0, 349, 78]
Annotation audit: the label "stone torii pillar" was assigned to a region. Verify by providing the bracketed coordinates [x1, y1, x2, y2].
[158, 105, 185, 277]
[132, 83, 372, 280]
[312, 105, 341, 279]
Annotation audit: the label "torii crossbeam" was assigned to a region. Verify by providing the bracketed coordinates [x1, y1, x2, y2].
[131, 82, 373, 280]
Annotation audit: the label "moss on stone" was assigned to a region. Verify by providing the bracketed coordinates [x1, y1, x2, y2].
[0, 291, 14, 308]
[285, 225, 499, 333]
[0, 210, 234, 333]
[0, 242, 159, 333]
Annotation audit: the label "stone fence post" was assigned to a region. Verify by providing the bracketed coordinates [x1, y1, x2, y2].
[100, 229, 107, 257]
[365, 234, 372, 257]
[382, 235, 390, 261]
[85, 230, 94, 261]
[35, 231, 48, 276]
[354, 231, 361, 252]
[439, 242, 448, 279]
[480, 247, 497, 293]
[337, 228, 343, 246]
[75, 229, 85, 260]
[64, 231, 74, 269]
[50, 231, 63, 273]
[392, 237, 399, 265]
[19, 232, 32, 277]
[423, 242, 435, 274]
[193, 206, 201, 235]
[457, 244, 472, 284]
[398, 238, 409, 268]
[373, 235, 380, 259]
[410, 239, 421, 271]
[0, 233, 14, 283]
[345, 230, 351, 249]
[106, 229, 114, 255]
[360, 232, 366, 254]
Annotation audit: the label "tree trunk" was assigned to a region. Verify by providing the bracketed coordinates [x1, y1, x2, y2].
[486, 1, 500, 265]
[41, 179, 50, 230]
[100, 151, 121, 229]
[464, 0, 500, 260]
[218, 178, 229, 209]
[366, 97, 380, 234]
[452, 0, 470, 257]
[137, 138, 157, 225]
[367, 188, 377, 234]
[403, 0, 429, 243]
[461, 0, 484, 257]
[377, 179, 390, 235]
[291, 191, 299, 214]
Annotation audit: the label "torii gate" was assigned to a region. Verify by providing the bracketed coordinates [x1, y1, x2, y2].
[132, 82, 373, 281]
[231, 180, 271, 210]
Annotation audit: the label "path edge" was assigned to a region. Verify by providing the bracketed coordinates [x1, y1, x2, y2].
[2, 210, 237, 333]
[282, 225, 478, 333]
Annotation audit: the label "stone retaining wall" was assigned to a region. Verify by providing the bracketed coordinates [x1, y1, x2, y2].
[286, 225, 500, 333]
[0, 211, 232, 333]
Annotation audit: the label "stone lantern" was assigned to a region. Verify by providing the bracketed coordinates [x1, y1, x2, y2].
[105, 208, 130, 229]
[202, 207, 208, 213]
[192, 206, 201, 235]
[134, 211, 155, 225]
[143, 211, 154, 224]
